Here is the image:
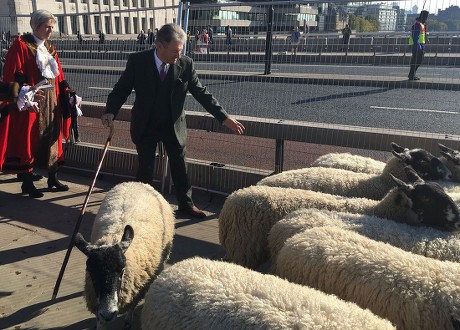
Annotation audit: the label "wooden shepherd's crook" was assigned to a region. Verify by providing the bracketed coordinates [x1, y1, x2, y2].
[52, 124, 114, 300]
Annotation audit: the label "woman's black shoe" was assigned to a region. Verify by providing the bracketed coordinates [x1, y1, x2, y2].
[21, 181, 44, 198]
[47, 172, 69, 191]
[17, 172, 43, 182]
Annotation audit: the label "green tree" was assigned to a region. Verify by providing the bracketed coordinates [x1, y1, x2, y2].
[349, 14, 379, 32]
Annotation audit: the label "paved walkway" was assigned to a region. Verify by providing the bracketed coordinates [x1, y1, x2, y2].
[0, 170, 226, 329]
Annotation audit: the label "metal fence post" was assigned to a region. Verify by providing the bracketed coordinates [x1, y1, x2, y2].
[275, 138, 284, 174]
[264, 5, 274, 75]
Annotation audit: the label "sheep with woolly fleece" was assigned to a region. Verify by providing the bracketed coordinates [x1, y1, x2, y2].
[219, 167, 460, 269]
[268, 208, 460, 267]
[141, 257, 395, 330]
[75, 182, 175, 330]
[311, 152, 386, 174]
[274, 226, 460, 330]
[258, 143, 452, 200]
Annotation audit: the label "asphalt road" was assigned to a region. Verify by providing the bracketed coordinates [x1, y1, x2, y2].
[64, 68, 460, 136]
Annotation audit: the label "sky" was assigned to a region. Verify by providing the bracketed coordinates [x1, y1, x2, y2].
[399, 0, 460, 14]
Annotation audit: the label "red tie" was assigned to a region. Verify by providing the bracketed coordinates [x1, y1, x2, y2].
[160, 63, 167, 81]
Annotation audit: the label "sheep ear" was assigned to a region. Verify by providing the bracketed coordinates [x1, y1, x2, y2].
[392, 150, 410, 162]
[438, 143, 453, 153]
[390, 142, 406, 153]
[404, 166, 424, 185]
[390, 173, 410, 190]
[440, 150, 454, 161]
[119, 225, 134, 253]
[75, 233, 92, 256]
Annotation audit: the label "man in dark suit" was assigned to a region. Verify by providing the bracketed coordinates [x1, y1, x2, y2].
[101, 23, 245, 218]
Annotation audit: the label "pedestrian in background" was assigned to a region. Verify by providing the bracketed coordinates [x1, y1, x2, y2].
[342, 24, 351, 50]
[76, 30, 83, 44]
[207, 25, 214, 51]
[101, 23, 245, 218]
[225, 25, 232, 51]
[186, 30, 192, 55]
[200, 28, 209, 54]
[408, 10, 429, 81]
[0, 9, 80, 198]
[137, 30, 146, 44]
[98, 30, 105, 52]
[98, 30, 105, 44]
[290, 26, 301, 55]
[194, 29, 200, 52]
[147, 28, 155, 45]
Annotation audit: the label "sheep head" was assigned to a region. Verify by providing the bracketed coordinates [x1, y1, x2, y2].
[391, 142, 452, 180]
[75, 225, 134, 327]
[390, 167, 460, 232]
[438, 143, 460, 181]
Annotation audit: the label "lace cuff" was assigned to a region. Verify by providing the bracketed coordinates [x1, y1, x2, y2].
[70, 94, 83, 116]
[17, 86, 38, 111]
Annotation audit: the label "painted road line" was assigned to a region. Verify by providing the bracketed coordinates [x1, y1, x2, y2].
[370, 106, 458, 115]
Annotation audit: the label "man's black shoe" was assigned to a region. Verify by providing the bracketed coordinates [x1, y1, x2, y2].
[178, 205, 206, 219]
[408, 76, 420, 81]
[17, 172, 43, 182]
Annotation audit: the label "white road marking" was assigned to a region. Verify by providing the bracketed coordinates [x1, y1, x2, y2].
[370, 105, 458, 115]
[88, 86, 192, 96]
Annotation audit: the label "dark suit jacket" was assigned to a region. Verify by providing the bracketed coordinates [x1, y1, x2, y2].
[106, 49, 229, 146]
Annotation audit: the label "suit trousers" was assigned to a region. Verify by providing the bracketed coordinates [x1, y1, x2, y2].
[135, 130, 193, 208]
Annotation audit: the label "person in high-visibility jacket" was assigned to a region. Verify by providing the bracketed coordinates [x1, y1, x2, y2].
[408, 10, 429, 80]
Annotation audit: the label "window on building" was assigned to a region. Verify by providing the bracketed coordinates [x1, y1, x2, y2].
[81, 0, 88, 3]
[69, 0, 75, 3]
[123, 0, 128, 6]
[93, 0, 98, 4]
[124, 17, 129, 33]
[103, 0, 109, 5]
[115, 17, 121, 33]
[114, 0, 119, 5]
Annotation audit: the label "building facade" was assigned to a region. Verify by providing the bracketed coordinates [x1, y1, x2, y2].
[0, 0, 179, 36]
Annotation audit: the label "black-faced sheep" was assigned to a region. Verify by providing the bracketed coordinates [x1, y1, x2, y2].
[274, 226, 460, 330]
[258, 143, 452, 200]
[141, 257, 395, 330]
[75, 182, 175, 329]
[219, 167, 460, 269]
[439, 143, 460, 181]
[268, 208, 460, 267]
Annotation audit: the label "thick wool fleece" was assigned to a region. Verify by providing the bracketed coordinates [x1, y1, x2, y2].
[274, 227, 460, 330]
[84, 182, 175, 314]
[141, 257, 395, 330]
[268, 208, 460, 265]
[219, 185, 413, 269]
[311, 152, 386, 174]
[257, 157, 412, 201]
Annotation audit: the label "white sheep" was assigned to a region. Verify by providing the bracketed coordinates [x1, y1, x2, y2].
[75, 182, 175, 329]
[268, 208, 460, 267]
[311, 152, 386, 174]
[219, 167, 460, 269]
[258, 143, 452, 200]
[274, 226, 460, 330]
[141, 257, 395, 330]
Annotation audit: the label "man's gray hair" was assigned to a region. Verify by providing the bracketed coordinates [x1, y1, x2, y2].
[30, 9, 56, 31]
[156, 23, 186, 45]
